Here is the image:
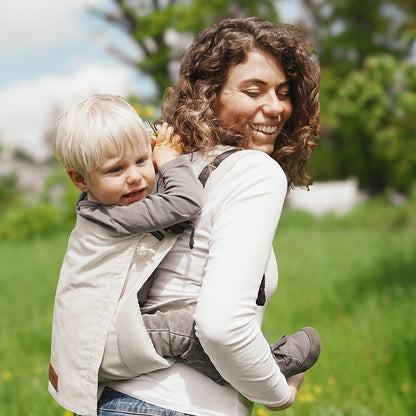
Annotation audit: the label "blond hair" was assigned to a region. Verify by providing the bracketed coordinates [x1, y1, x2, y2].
[54, 94, 150, 176]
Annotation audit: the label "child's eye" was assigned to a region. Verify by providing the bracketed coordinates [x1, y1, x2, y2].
[136, 158, 146, 165]
[108, 166, 122, 173]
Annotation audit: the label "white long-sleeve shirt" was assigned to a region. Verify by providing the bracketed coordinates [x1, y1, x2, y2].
[107, 148, 291, 415]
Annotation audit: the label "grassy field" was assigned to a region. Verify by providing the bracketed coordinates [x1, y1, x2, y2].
[257, 201, 416, 416]
[0, 233, 69, 416]
[0, 199, 415, 416]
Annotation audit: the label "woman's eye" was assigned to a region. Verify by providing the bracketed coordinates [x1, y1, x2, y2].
[244, 90, 261, 98]
[278, 91, 290, 100]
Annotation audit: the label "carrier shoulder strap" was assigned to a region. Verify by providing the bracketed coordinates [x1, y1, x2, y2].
[160, 149, 238, 240]
[198, 149, 238, 187]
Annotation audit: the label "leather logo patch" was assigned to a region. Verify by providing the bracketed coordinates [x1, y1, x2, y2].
[49, 363, 58, 392]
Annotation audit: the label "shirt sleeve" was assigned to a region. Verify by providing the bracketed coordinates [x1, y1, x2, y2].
[194, 151, 292, 408]
[76, 155, 204, 235]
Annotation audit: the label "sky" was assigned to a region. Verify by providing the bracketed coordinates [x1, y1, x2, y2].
[0, 0, 158, 161]
[0, 0, 299, 161]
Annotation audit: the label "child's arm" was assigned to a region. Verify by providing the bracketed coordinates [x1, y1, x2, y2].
[77, 125, 203, 235]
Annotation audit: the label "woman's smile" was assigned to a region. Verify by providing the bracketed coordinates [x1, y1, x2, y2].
[250, 123, 280, 135]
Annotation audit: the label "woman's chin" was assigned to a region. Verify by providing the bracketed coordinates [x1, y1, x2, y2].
[247, 131, 278, 154]
[247, 140, 275, 155]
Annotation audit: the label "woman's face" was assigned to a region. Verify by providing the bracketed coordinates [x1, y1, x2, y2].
[218, 50, 293, 154]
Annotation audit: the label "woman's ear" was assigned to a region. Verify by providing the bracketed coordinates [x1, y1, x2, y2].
[67, 168, 89, 192]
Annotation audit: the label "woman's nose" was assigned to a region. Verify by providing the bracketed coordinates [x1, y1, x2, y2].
[263, 92, 283, 116]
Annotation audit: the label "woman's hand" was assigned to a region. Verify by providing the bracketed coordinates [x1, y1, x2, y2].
[265, 372, 304, 411]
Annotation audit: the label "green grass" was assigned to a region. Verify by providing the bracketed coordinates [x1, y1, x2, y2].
[1, 198, 415, 415]
[256, 202, 416, 416]
[0, 233, 69, 416]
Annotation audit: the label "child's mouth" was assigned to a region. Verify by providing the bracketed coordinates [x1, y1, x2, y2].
[122, 189, 145, 203]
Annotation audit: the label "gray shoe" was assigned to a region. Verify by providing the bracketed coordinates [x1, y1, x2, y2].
[270, 326, 321, 378]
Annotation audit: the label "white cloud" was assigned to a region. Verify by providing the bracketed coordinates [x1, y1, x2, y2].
[0, 0, 155, 162]
[0, 0, 94, 50]
[0, 64, 136, 160]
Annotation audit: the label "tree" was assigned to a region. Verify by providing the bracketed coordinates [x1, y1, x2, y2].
[327, 54, 416, 194]
[89, 0, 279, 98]
[301, 0, 416, 75]
[299, 0, 416, 194]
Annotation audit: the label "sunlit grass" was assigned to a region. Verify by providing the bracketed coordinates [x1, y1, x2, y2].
[255, 200, 416, 416]
[1, 197, 415, 415]
[0, 233, 69, 416]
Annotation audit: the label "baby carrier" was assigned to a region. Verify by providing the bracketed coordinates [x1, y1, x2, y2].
[49, 149, 243, 416]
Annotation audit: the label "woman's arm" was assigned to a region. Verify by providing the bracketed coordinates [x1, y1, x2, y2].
[194, 151, 292, 408]
[77, 156, 203, 235]
[266, 373, 304, 411]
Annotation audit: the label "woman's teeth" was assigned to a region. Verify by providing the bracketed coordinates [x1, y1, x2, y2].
[251, 124, 278, 134]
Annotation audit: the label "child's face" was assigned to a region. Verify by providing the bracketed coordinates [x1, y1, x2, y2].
[85, 140, 155, 206]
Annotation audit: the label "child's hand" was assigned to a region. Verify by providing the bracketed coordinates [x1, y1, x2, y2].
[152, 122, 183, 170]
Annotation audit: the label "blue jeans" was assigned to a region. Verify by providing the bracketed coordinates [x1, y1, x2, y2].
[97, 387, 196, 416]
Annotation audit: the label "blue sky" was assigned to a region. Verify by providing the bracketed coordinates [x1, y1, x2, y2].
[0, 0, 299, 161]
[0, 0, 157, 160]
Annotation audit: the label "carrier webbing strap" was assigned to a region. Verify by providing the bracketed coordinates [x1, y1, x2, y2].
[163, 149, 239, 248]
[198, 149, 267, 306]
[198, 149, 238, 187]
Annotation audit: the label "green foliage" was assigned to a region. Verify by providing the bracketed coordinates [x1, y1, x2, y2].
[128, 96, 160, 121]
[309, 0, 415, 75]
[326, 54, 416, 194]
[0, 201, 69, 241]
[301, 0, 416, 194]
[0, 173, 19, 208]
[0, 167, 78, 241]
[170, 0, 278, 32]
[98, 0, 279, 97]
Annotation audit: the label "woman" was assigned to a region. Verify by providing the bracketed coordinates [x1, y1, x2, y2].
[99, 16, 319, 415]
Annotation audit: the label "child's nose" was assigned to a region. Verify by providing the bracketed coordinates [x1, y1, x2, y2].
[127, 166, 142, 184]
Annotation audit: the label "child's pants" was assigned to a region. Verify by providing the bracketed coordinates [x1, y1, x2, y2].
[142, 303, 224, 384]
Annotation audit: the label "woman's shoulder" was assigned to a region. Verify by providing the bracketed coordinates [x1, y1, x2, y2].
[202, 149, 287, 199]
[221, 149, 286, 182]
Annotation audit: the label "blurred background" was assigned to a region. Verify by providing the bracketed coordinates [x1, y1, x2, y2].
[0, 1, 415, 415]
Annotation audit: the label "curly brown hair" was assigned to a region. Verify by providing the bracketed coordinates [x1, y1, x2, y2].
[162, 17, 320, 187]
